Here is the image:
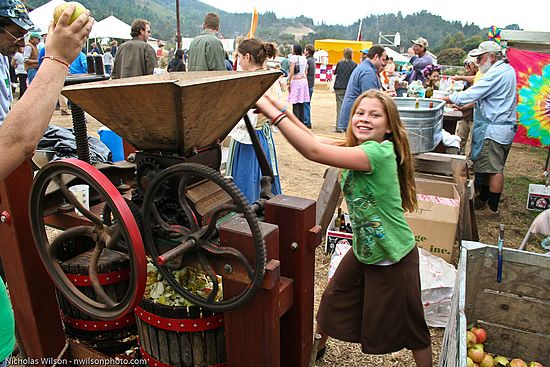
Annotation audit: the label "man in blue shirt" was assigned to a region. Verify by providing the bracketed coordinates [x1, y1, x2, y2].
[443, 41, 517, 216]
[336, 45, 387, 132]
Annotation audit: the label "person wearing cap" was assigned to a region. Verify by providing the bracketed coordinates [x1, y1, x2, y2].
[23, 31, 41, 84]
[0, 0, 34, 125]
[0, 1, 93, 363]
[442, 41, 517, 216]
[360, 48, 368, 62]
[336, 45, 387, 132]
[406, 37, 433, 83]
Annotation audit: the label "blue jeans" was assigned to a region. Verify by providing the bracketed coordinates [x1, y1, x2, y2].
[303, 86, 314, 127]
[27, 68, 38, 85]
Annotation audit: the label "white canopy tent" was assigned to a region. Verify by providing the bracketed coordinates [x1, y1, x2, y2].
[28, 0, 66, 33]
[89, 16, 132, 40]
[384, 47, 410, 65]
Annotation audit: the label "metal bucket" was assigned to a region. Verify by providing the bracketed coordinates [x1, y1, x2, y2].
[394, 98, 445, 154]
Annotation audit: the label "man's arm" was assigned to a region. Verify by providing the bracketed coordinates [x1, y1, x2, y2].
[411, 55, 432, 71]
[0, 5, 93, 180]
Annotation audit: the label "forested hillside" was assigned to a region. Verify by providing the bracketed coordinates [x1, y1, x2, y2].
[24, 0, 521, 63]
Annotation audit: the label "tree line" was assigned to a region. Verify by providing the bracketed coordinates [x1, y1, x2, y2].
[25, 0, 522, 65]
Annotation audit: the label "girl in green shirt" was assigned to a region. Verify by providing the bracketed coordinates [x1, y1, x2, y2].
[255, 90, 432, 366]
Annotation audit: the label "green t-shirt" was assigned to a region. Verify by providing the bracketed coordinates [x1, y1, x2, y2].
[341, 140, 415, 264]
[0, 279, 15, 361]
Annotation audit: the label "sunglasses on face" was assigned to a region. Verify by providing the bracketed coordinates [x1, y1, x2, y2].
[0, 25, 27, 44]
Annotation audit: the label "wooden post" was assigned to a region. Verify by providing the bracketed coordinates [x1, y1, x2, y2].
[220, 216, 293, 367]
[315, 167, 342, 238]
[264, 195, 321, 367]
[0, 162, 65, 362]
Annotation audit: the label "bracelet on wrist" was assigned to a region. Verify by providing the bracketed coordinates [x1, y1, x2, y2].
[280, 105, 289, 113]
[41, 56, 70, 69]
[272, 115, 286, 127]
[271, 112, 285, 125]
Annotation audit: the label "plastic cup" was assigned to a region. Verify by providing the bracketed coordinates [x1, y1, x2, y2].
[69, 184, 90, 216]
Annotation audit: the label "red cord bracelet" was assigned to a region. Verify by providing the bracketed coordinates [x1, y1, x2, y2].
[41, 56, 70, 69]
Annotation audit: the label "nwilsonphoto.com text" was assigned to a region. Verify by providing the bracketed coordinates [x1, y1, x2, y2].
[6, 357, 148, 365]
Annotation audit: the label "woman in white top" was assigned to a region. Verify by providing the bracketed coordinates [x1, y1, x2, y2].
[11, 46, 26, 98]
[287, 44, 310, 126]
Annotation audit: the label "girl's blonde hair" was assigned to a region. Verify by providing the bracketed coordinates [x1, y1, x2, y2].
[345, 90, 418, 212]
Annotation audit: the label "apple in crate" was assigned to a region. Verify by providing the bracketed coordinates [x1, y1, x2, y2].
[466, 330, 477, 348]
[510, 359, 528, 367]
[467, 344, 484, 363]
[471, 327, 487, 344]
[494, 356, 510, 366]
[528, 362, 544, 367]
[479, 353, 493, 367]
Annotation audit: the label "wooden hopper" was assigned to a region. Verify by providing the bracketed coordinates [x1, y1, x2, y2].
[62, 70, 281, 154]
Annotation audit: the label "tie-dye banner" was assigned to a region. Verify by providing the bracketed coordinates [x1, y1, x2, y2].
[507, 48, 550, 147]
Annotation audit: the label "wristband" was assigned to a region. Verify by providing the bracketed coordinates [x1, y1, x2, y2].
[271, 112, 285, 125]
[272, 115, 286, 127]
[280, 105, 289, 113]
[42, 56, 70, 69]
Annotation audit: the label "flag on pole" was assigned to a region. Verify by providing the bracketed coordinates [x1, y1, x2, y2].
[357, 19, 363, 41]
[247, 7, 258, 38]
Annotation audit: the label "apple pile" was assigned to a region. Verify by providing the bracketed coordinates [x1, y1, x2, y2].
[466, 326, 544, 367]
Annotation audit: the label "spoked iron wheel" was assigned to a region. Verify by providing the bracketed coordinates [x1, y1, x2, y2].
[142, 163, 266, 312]
[29, 158, 147, 320]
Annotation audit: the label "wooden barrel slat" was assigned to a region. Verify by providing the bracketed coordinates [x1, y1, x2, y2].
[202, 309, 217, 365]
[215, 327, 226, 363]
[188, 306, 206, 367]
[55, 244, 135, 354]
[137, 299, 224, 367]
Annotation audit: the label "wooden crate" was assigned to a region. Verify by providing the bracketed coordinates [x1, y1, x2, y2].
[439, 241, 550, 366]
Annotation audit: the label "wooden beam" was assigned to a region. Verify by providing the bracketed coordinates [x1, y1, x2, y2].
[265, 195, 320, 367]
[315, 167, 342, 238]
[0, 161, 65, 363]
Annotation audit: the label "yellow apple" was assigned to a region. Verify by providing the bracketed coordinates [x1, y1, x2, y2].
[53, 2, 87, 25]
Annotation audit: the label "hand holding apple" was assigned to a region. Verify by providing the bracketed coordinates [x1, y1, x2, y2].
[46, 2, 93, 67]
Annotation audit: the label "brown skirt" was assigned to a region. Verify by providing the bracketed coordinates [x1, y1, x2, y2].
[316, 247, 431, 354]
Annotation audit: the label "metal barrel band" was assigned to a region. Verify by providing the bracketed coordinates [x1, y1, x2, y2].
[66, 268, 131, 287]
[139, 345, 226, 367]
[135, 306, 224, 332]
[61, 312, 135, 331]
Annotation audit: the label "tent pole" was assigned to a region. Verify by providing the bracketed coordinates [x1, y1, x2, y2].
[176, 0, 181, 49]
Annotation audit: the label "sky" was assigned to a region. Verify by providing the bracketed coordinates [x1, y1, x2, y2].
[200, 0, 550, 33]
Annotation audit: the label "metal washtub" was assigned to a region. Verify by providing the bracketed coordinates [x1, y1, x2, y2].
[394, 97, 445, 154]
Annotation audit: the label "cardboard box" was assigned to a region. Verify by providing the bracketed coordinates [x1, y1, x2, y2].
[405, 178, 460, 263]
[526, 184, 550, 210]
[325, 213, 352, 254]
